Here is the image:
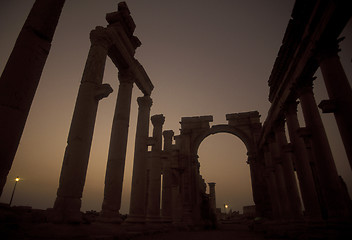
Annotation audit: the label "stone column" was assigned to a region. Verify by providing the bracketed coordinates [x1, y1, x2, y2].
[274, 120, 303, 219]
[53, 26, 113, 222]
[146, 114, 165, 222]
[126, 95, 152, 223]
[163, 130, 174, 151]
[297, 127, 327, 218]
[100, 70, 134, 222]
[161, 130, 174, 222]
[316, 38, 352, 170]
[248, 155, 271, 218]
[0, 0, 66, 195]
[208, 182, 216, 212]
[284, 100, 321, 218]
[297, 79, 348, 218]
[263, 143, 282, 219]
[268, 133, 291, 219]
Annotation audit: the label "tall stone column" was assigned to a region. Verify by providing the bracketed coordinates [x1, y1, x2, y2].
[298, 79, 348, 218]
[284, 100, 321, 218]
[268, 133, 291, 219]
[127, 95, 152, 223]
[161, 130, 174, 222]
[263, 143, 282, 219]
[248, 155, 271, 218]
[316, 38, 352, 170]
[297, 127, 327, 218]
[146, 114, 165, 222]
[53, 26, 113, 222]
[100, 70, 134, 222]
[274, 119, 303, 219]
[0, 0, 66, 195]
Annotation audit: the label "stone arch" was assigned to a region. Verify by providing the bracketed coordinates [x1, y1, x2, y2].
[191, 124, 255, 159]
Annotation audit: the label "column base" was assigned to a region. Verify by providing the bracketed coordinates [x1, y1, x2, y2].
[98, 210, 123, 223]
[125, 214, 146, 224]
[146, 215, 163, 223]
[123, 215, 147, 232]
[161, 216, 172, 223]
[49, 196, 82, 223]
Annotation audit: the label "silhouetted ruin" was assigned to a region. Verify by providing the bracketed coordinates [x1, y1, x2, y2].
[0, 0, 351, 239]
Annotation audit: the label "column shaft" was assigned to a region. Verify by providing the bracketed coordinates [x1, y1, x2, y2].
[318, 41, 352, 170]
[263, 144, 282, 219]
[161, 130, 174, 221]
[127, 95, 152, 223]
[146, 114, 165, 222]
[53, 27, 113, 222]
[268, 135, 291, 219]
[284, 100, 321, 218]
[248, 157, 271, 218]
[274, 123, 303, 219]
[0, 0, 66, 195]
[298, 81, 348, 218]
[101, 71, 134, 221]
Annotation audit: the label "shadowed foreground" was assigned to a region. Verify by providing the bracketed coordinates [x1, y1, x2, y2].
[132, 224, 277, 240]
[2, 206, 352, 240]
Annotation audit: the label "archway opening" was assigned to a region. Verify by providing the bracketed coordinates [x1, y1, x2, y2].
[198, 133, 254, 214]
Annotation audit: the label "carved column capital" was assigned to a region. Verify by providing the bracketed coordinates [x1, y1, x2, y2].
[90, 26, 112, 49]
[137, 95, 152, 109]
[163, 130, 174, 139]
[295, 76, 316, 97]
[151, 114, 165, 127]
[314, 37, 344, 63]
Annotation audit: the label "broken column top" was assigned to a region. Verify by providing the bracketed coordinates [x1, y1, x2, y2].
[106, 1, 141, 49]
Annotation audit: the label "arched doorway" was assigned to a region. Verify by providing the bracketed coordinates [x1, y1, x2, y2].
[176, 112, 269, 223]
[197, 133, 254, 214]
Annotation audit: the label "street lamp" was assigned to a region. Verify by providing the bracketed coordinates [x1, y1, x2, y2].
[224, 204, 229, 214]
[9, 176, 20, 206]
